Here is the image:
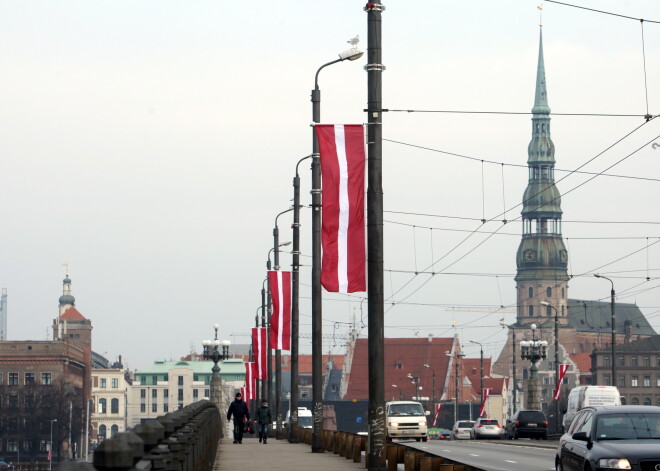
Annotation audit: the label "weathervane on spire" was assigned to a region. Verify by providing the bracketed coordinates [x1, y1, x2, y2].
[538, 4, 543, 28]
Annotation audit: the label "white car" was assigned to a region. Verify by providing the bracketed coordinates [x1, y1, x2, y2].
[470, 418, 504, 440]
[452, 420, 475, 440]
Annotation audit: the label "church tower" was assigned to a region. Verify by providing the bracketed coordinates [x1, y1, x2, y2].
[515, 30, 570, 327]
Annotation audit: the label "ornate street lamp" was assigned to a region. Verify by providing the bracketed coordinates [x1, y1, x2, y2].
[202, 324, 230, 411]
[519, 324, 548, 411]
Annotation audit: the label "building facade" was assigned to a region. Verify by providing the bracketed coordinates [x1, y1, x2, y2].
[91, 369, 131, 442]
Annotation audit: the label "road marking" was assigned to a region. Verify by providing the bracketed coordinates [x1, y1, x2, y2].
[469, 453, 480, 457]
[505, 460, 518, 464]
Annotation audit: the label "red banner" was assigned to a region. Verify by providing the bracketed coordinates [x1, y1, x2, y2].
[268, 270, 291, 350]
[251, 328, 267, 380]
[479, 388, 492, 417]
[553, 364, 570, 400]
[244, 362, 257, 402]
[433, 403, 442, 427]
[316, 124, 366, 293]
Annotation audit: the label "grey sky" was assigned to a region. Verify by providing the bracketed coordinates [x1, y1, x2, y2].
[2, 1, 659, 370]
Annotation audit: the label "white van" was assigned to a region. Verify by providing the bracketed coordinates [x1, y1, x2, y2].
[562, 386, 621, 431]
[385, 401, 429, 442]
[285, 406, 313, 429]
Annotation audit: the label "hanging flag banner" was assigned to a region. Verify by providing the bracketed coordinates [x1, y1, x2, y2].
[553, 364, 570, 400]
[479, 388, 492, 417]
[268, 270, 292, 351]
[251, 328, 268, 380]
[315, 124, 366, 293]
[244, 361, 257, 402]
[433, 403, 443, 427]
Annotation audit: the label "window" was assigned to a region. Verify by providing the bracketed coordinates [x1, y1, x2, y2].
[41, 372, 52, 385]
[631, 397, 640, 405]
[178, 376, 184, 386]
[152, 389, 157, 398]
[99, 425, 107, 440]
[301, 390, 309, 398]
[0, 372, 3, 385]
[164, 403, 169, 413]
[618, 357, 625, 367]
[25, 373, 35, 385]
[111, 398, 119, 414]
[632, 376, 638, 387]
[644, 397, 652, 406]
[112, 378, 119, 388]
[561, 287, 565, 297]
[632, 356, 638, 367]
[152, 375, 158, 385]
[152, 403, 158, 413]
[111, 425, 119, 437]
[543, 376, 550, 385]
[193, 389, 199, 399]
[100, 378, 107, 388]
[546, 305, 552, 316]
[644, 376, 651, 387]
[178, 389, 184, 401]
[163, 389, 168, 399]
[561, 305, 564, 315]
[25, 394, 34, 408]
[8, 395, 18, 408]
[657, 376, 660, 387]
[395, 363, 403, 369]
[99, 398, 107, 414]
[604, 375, 611, 386]
[604, 356, 611, 367]
[9, 373, 19, 386]
[140, 404, 146, 413]
[8, 440, 18, 452]
[204, 389, 210, 398]
[547, 287, 552, 297]
[140, 389, 146, 399]
[643, 357, 651, 367]
[529, 305, 534, 316]
[617, 375, 625, 388]
[528, 287, 533, 298]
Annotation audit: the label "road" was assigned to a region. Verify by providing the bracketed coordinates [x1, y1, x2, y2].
[403, 439, 557, 471]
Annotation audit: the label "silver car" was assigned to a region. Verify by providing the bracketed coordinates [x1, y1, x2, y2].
[470, 418, 504, 440]
[452, 420, 475, 440]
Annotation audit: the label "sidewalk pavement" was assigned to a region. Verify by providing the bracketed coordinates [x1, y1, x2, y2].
[213, 435, 367, 470]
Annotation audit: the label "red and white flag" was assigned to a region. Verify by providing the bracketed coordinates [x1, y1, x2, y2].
[479, 388, 492, 418]
[268, 270, 291, 351]
[244, 362, 257, 402]
[553, 364, 570, 400]
[433, 403, 442, 427]
[251, 328, 268, 380]
[315, 124, 366, 293]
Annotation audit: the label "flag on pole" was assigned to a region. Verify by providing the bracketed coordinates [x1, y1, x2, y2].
[479, 388, 492, 417]
[433, 403, 443, 427]
[315, 124, 366, 293]
[244, 362, 257, 402]
[268, 270, 291, 350]
[553, 364, 570, 400]
[251, 328, 267, 380]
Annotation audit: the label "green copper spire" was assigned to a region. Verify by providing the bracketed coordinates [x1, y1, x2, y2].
[532, 29, 551, 115]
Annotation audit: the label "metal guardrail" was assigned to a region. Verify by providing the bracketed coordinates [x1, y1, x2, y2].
[55, 400, 221, 471]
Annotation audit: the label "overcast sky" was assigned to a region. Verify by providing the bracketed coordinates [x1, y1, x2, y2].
[2, 1, 659, 370]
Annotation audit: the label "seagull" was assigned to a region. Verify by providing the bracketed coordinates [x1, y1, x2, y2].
[347, 35, 360, 47]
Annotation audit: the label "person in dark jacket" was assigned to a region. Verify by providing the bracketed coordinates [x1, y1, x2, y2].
[226, 392, 250, 444]
[255, 399, 272, 444]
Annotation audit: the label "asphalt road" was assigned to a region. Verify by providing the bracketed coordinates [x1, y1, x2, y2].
[403, 438, 558, 471]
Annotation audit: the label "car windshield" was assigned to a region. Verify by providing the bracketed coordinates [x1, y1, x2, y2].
[298, 416, 313, 428]
[596, 413, 660, 440]
[388, 404, 424, 416]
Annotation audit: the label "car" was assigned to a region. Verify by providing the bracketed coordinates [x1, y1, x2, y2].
[470, 417, 503, 440]
[555, 405, 660, 471]
[452, 420, 475, 440]
[506, 410, 548, 440]
[435, 429, 452, 440]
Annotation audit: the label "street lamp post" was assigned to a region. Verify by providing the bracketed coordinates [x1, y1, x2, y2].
[202, 323, 230, 425]
[500, 322, 518, 415]
[446, 352, 465, 425]
[266, 242, 290, 408]
[594, 274, 616, 386]
[519, 324, 548, 411]
[541, 301, 560, 434]
[469, 340, 484, 407]
[290, 155, 311, 443]
[423, 364, 436, 403]
[391, 385, 402, 400]
[50, 419, 57, 471]
[311, 44, 363, 453]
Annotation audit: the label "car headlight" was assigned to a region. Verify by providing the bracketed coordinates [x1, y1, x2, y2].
[419, 421, 426, 425]
[598, 458, 631, 470]
[388, 421, 398, 427]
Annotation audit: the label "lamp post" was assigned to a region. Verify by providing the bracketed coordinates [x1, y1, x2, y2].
[519, 324, 548, 411]
[423, 364, 436, 403]
[469, 340, 484, 407]
[541, 301, 560, 433]
[446, 352, 465, 425]
[202, 324, 230, 415]
[407, 373, 422, 401]
[311, 43, 363, 453]
[391, 384, 402, 400]
[594, 274, 616, 386]
[500, 322, 518, 415]
[50, 419, 57, 471]
[273, 209, 295, 440]
[290, 154, 311, 443]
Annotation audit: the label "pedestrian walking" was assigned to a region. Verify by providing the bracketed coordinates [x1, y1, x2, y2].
[255, 399, 272, 444]
[226, 392, 250, 444]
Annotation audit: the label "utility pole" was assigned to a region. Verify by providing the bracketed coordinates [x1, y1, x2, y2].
[366, 2, 386, 469]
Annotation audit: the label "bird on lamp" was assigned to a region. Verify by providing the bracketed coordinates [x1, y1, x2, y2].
[347, 35, 359, 47]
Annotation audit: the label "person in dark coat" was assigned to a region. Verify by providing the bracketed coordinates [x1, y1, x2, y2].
[255, 399, 272, 444]
[226, 392, 250, 444]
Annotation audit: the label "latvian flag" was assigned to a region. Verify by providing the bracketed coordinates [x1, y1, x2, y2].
[251, 327, 267, 380]
[479, 388, 492, 418]
[553, 364, 570, 400]
[243, 362, 257, 402]
[268, 270, 291, 350]
[315, 124, 366, 293]
[433, 403, 442, 427]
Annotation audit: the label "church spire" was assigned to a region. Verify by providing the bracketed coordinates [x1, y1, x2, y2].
[532, 30, 550, 115]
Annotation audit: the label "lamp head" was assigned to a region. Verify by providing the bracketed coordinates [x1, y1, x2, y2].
[338, 47, 364, 61]
[279, 240, 292, 247]
[540, 301, 549, 307]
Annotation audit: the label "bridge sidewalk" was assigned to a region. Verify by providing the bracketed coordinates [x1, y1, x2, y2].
[213, 436, 367, 470]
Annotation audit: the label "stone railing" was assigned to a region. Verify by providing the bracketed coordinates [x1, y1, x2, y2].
[56, 400, 221, 471]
